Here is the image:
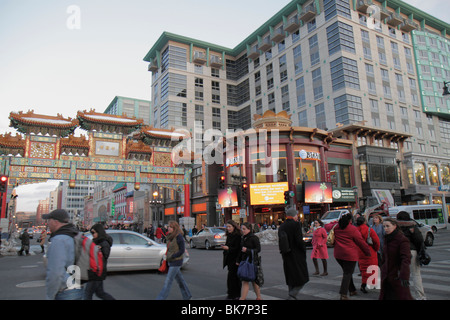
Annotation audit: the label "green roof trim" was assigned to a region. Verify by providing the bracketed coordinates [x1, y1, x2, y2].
[143, 0, 450, 63]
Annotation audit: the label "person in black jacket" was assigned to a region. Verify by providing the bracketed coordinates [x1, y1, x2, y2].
[18, 229, 30, 256]
[222, 220, 242, 300]
[238, 222, 262, 300]
[278, 208, 309, 300]
[84, 223, 115, 300]
[397, 212, 426, 300]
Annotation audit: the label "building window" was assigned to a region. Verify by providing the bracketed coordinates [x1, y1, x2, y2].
[441, 164, 450, 185]
[414, 162, 427, 185]
[329, 164, 351, 188]
[330, 56, 360, 91]
[327, 21, 355, 56]
[428, 164, 439, 186]
[334, 94, 363, 125]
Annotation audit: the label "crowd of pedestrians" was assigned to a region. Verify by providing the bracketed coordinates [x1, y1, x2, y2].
[33, 204, 428, 300]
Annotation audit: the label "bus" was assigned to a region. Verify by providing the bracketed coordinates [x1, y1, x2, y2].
[389, 204, 447, 232]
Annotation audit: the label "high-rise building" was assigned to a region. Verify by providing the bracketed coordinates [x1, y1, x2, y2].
[104, 96, 152, 125]
[144, 0, 450, 213]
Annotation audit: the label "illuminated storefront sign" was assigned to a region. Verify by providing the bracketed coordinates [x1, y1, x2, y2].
[249, 182, 289, 205]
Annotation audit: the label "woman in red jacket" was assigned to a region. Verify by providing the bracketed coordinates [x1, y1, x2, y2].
[356, 217, 380, 293]
[333, 213, 371, 300]
[311, 219, 328, 276]
[379, 218, 413, 300]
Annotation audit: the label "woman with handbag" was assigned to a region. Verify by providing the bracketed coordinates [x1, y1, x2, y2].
[222, 220, 242, 300]
[238, 222, 262, 300]
[356, 217, 380, 293]
[156, 220, 192, 300]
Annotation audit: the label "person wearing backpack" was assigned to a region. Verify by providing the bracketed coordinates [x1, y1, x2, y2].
[42, 209, 83, 300]
[84, 223, 115, 300]
[278, 208, 309, 300]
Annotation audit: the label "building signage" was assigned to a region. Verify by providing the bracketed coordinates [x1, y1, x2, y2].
[332, 188, 356, 202]
[299, 150, 321, 161]
[249, 182, 289, 205]
[218, 187, 239, 208]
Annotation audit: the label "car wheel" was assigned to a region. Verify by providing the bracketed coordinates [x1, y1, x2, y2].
[424, 233, 434, 247]
[190, 239, 196, 248]
[205, 240, 211, 250]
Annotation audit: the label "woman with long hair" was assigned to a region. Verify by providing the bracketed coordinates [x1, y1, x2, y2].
[333, 213, 371, 300]
[222, 220, 242, 299]
[238, 222, 262, 300]
[156, 220, 192, 300]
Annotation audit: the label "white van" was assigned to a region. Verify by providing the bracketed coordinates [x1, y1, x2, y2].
[389, 204, 446, 232]
[320, 209, 349, 225]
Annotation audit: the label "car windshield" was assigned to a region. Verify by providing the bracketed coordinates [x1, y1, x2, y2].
[210, 228, 225, 233]
[322, 211, 342, 220]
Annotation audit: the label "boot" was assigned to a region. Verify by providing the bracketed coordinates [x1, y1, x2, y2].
[320, 259, 328, 276]
[312, 259, 320, 275]
[360, 283, 368, 293]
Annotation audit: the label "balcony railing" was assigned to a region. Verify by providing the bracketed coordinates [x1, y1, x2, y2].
[356, 0, 373, 14]
[148, 59, 158, 72]
[400, 18, 418, 32]
[210, 55, 223, 68]
[271, 25, 285, 43]
[299, 3, 316, 23]
[247, 44, 260, 60]
[258, 35, 272, 52]
[284, 14, 300, 33]
[193, 51, 207, 64]
[387, 12, 403, 27]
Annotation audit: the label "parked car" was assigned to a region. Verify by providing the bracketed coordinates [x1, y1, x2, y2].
[189, 227, 226, 250]
[45, 230, 189, 272]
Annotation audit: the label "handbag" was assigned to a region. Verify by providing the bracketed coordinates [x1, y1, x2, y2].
[158, 247, 169, 273]
[418, 246, 431, 266]
[326, 225, 336, 246]
[367, 227, 373, 245]
[237, 254, 257, 282]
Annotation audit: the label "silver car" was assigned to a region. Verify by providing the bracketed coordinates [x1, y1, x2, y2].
[189, 227, 226, 250]
[89, 230, 189, 272]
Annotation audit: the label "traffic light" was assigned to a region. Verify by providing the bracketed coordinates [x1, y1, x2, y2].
[0, 175, 8, 193]
[241, 183, 248, 198]
[284, 191, 290, 204]
[219, 175, 225, 189]
[443, 81, 450, 96]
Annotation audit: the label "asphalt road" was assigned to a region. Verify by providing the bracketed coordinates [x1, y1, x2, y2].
[1, 228, 450, 302]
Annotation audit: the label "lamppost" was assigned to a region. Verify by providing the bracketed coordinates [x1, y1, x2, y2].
[149, 190, 162, 227]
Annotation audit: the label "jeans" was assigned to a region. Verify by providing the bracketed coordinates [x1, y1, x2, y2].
[156, 265, 192, 300]
[336, 259, 357, 295]
[84, 280, 115, 300]
[55, 288, 84, 300]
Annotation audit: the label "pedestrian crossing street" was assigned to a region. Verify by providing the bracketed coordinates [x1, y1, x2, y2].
[256, 257, 450, 300]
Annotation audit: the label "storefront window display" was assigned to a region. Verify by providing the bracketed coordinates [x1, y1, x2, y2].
[414, 162, 427, 185]
[440, 164, 450, 186]
[428, 164, 439, 186]
[293, 146, 321, 183]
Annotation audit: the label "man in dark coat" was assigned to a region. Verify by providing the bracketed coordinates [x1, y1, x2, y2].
[278, 208, 309, 299]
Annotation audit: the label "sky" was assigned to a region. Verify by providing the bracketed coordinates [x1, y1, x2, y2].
[0, 0, 448, 212]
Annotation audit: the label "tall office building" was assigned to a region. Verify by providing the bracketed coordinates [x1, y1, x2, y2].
[104, 96, 152, 125]
[144, 0, 450, 209]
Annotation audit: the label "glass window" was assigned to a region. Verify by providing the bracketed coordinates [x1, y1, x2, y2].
[414, 162, 426, 185]
[293, 146, 321, 183]
[440, 165, 450, 185]
[328, 164, 351, 187]
[428, 164, 439, 186]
